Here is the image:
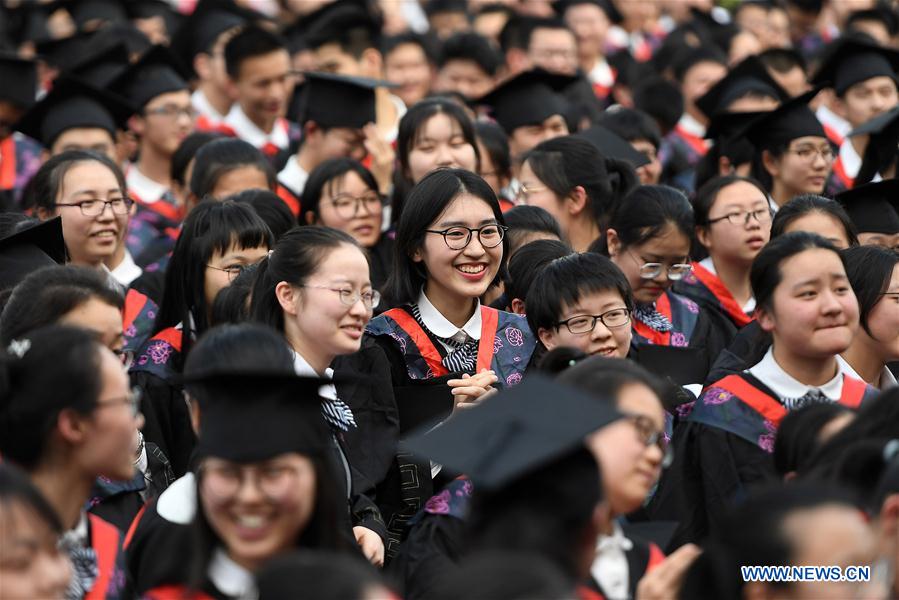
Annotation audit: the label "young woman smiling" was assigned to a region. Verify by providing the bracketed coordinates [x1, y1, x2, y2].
[390, 99, 480, 226]
[302, 159, 394, 294]
[657, 232, 878, 546]
[250, 227, 387, 565]
[674, 175, 771, 335]
[366, 168, 536, 552]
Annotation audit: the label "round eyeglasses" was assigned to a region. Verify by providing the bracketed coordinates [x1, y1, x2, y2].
[95, 387, 142, 418]
[51, 197, 134, 217]
[624, 412, 673, 468]
[329, 193, 383, 220]
[628, 251, 692, 281]
[425, 224, 508, 250]
[302, 285, 381, 309]
[556, 308, 631, 334]
[707, 208, 772, 226]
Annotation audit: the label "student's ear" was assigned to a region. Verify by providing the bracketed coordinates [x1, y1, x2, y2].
[505, 47, 530, 76]
[56, 408, 89, 446]
[224, 74, 240, 102]
[537, 327, 557, 349]
[606, 228, 622, 257]
[510, 297, 526, 315]
[830, 94, 848, 120]
[275, 281, 300, 315]
[411, 247, 424, 263]
[128, 114, 146, 137]
[360, 48, 383, 79]
[695, 224, 712, 249]
[302, 121, 322, 142]
[185, 392, 201, 435]
[35, 206, 53, 221]
[566, 185, 588, 217]
[756, 306, 775, 333]
[194, 53, 211, 81]
[304, 211, 318, 225]
[761, 149, 780, 178]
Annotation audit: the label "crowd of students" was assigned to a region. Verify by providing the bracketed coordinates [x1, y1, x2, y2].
[1, 0, 899, 598]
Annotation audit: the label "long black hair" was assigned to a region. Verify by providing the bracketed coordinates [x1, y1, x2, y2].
[250, 227, 361, 333]
[522, 135, 637, 232]
[155, 201, 273, 362]
[386, 168, 505, 306]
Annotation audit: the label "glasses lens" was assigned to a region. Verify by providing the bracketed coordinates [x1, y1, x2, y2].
[668, 264, 692, 280]
[202, 466, 239, 500]
[479, 225, 504, 248]
[444, 227, 471, 250]
[369, 290, 381, 309]
[639, 263, 662, 279]
[566, 316, 595, 334]
[602, 309, 630, 327]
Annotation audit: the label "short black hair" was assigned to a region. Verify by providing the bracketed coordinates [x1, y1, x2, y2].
[382, 31, 438, 63]
[171, 132, 223, 187]
[190, 138, 277, 200]
[672, 47, 727, 83]
[526, 252, 634, 335]
[306, 5, 382, 58]
[503, 205, 563, 256]
[596, 108, 662, 149]
[841, 244, 899, 337]
[521, 17, 573, 50]
[507, 239, 572, 305]
[474, 121, 512, 184]
[425, 0, 468, 18]
[633, 76, 684, 134]
[224, 24, 288, 80]
[847, 7, 899, 37]
[438, 31, 503, 76]
[603, 184, 694, 253]
[693, 175, 769, 226]
[758, 47, 808, 75]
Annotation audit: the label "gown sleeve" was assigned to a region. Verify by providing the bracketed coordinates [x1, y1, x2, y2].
[648, 420, 777, 550]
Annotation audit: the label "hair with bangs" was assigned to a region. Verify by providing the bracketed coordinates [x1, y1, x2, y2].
[155, 201, 273, 358]
[525, 252, 634, 335]
[302, 158, 380, 223]
[386, 168, 504, 306]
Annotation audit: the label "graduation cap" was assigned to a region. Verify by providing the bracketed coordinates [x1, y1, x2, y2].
[0, 54, 37, 110]
[181, 370, 335, 462]
[476, 68, 576, 134]
[551, 0, 622, 25]
[847, 105, 899, 185]
[811, 36, 899, 96]
[84, 23, 152, 59]
[705, 110, 770, 163]
[696, 55, 788, 119]
[578, 126, 651, 168]
[65, 42, 131, 88]
[405, 375, 622, 490]
[297, 72, 379, 129]
[108, 45, 189, 108]
[169, 0, 260, 74]
[0, 217, 67, 292]
[740, 88, 825, 150]
[834, 179, 899, 235]
[34, 30, 97, 70]
[15, 77, 135, 149]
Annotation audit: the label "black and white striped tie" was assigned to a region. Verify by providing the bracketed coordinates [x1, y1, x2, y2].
[411, 304, 479, 373]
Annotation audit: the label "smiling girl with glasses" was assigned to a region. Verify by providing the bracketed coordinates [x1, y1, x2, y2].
[366, 168, 536, 553]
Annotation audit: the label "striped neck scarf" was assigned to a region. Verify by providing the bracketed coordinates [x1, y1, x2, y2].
[411, 304, 479, 373]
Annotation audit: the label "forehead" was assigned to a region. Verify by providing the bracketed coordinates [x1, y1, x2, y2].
[433, 193, 496, 223]
[778, 247, 843, 280]
[146, 89, 191, 108]
[531, 27, 576, 46]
